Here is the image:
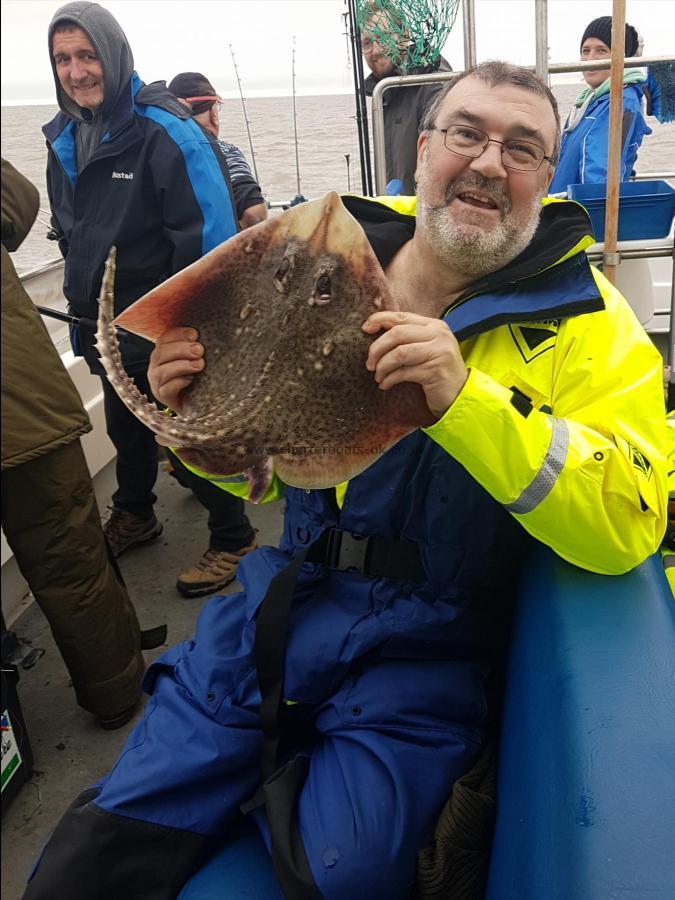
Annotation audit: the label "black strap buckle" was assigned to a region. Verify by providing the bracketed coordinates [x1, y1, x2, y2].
[325, 528, 371, 575]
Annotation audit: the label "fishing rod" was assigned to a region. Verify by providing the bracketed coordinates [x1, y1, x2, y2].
[229, 44, 261, 185]
[345, 0, 374, 195]
[290, 35, 305, 204]
[36, 304, 131, 340]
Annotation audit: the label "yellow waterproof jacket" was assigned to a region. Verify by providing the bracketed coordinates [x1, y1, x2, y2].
[661, 412, 675, 594]
[181, 195, 667, 576]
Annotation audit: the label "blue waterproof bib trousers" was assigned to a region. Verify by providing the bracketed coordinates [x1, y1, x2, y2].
[25, 432, 527, 900]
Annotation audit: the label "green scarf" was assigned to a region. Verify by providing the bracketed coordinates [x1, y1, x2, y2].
[566, 69, 645, 131]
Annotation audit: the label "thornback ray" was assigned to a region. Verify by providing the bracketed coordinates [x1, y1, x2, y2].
[96, 192, 433, 502]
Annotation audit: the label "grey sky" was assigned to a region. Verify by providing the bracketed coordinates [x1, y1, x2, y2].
[2, 0, 673, 104]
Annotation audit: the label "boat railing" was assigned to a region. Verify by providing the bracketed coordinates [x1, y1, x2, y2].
[22, 196, 311, 283]
[370, 54, 675, 194]
[631, 172, 675, 182]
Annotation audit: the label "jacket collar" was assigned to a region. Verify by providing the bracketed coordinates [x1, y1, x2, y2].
[342, 194, 603, 339]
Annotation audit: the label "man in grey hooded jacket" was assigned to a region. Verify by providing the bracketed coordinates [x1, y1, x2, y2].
[43, 2, 257, 591]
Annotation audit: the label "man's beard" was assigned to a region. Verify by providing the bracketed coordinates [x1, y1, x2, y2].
[416, 166, 545, 278]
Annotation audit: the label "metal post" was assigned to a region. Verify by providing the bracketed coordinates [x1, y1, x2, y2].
[347, 0, 374, 195]
[535, 0, 549, 85]
[602, 0, 627, 286]
[462, 0, 476, 69]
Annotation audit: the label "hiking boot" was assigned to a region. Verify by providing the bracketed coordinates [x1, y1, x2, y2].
[103, 508, 162, 558]
[176, 541, 257, 598]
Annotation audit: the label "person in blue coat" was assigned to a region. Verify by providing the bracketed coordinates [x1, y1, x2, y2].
[549, 16, 651, 194]
[43, 2, 257, 593]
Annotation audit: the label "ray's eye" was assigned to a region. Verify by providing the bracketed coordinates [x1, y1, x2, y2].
[313, 274, 332, 306]
[274, 255, 293, 293]
[317, 275, 331, 296]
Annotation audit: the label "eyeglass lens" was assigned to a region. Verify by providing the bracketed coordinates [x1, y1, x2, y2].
[444, 125, 545, 171]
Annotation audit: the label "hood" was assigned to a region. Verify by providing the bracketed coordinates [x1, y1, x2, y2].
[134, 80, 192, 118]
[48, 1, 134, 123]
[365, 55, 452, 95]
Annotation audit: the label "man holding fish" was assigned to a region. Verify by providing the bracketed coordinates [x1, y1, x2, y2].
[25, 63, 667, 900]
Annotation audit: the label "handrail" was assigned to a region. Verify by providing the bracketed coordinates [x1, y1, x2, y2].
[631, 172, 675, 181]
[585, 247, 673, 262]
[371, 55, 675, 194]
[534, 0, 549, 85]
[547, 54, 673, 75]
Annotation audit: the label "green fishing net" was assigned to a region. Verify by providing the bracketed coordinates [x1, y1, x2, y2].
[356, 0, 460, 71]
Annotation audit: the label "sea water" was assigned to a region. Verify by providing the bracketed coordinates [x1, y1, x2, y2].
[2, 87, 673, 275]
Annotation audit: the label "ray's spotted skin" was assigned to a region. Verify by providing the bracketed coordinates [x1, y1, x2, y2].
[96, 193, 433, 501]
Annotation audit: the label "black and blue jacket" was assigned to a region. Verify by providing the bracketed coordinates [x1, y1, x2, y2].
[43, 73, 239, 374]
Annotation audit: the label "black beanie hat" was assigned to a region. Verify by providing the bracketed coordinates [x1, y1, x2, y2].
[580, 16, 639, 58]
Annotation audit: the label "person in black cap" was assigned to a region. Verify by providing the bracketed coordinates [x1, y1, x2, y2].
[549, 14, 651, 193]
[168, 72, 268, 230]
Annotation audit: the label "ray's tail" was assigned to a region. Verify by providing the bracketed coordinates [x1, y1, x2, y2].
[95, 247, 217, 449]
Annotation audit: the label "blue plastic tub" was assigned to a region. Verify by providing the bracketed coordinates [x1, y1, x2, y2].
[567, 179, 675, 242]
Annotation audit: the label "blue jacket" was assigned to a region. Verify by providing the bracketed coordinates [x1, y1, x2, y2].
[43, 73, 238, 374]
[549, 83, 651, 194]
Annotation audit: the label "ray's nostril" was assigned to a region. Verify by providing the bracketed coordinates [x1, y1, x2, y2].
[273, 256, 292, 293]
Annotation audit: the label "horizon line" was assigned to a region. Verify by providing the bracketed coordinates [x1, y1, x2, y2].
[1, 74, 584, 107]
[1, 87, 358, 107]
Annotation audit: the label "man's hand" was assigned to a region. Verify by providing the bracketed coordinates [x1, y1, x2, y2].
[363, 311, 468, 420]
[239, 202, 268, 230]
[148, 327, 204, 413]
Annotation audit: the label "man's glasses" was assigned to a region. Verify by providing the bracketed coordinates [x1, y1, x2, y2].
[360, 34, 406, 55]
[432, 124, 553, 172]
